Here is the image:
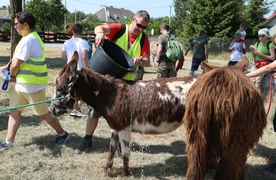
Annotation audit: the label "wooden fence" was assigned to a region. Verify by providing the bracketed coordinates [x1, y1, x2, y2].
[0, 31, 95, 43]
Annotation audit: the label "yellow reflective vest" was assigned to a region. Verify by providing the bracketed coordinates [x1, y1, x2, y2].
[115, 25, 142, 81]
[15, 31, 48, 84]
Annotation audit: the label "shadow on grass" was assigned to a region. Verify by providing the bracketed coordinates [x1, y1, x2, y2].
[24, 133, 110, 157]
[131, 155, 187, 179]
[131, 140, 186, 156]
[246, 144, 276, 179]
[0, 114, 43, 131]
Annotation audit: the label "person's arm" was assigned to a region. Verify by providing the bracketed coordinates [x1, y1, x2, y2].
[0, 61, 12, 70]
[81, 49, 89, 68]
[185, 45, 192, 56]
[156, 43, 163, 63]
[61, 51, 67, 61]
[254, 47, 275, 61]
[249, 44, 257, 59]
[246, 62, 276, 78]
[204, 44, 208, 62]
[94, 24, 110, 47]
[240, 43, 246, 54]
[9, 58, 23, 82]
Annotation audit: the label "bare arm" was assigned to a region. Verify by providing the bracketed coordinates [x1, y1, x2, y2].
[94, 24, 110, 47]
[185, 46, 192, 56]
[254, 48, 275, 61]
[61, 51, 67, 61]
[204, 44, 208, 62]
[81, 49, 89, 68]
[9, 58, 23, 82]
[156, 43, 163, 62]
[247, 62, 276, 78]
[139, 56, 150, 67]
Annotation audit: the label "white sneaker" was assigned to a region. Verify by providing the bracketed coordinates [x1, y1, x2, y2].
[70, 109, 86, 117]
[0, 140, 13, 150]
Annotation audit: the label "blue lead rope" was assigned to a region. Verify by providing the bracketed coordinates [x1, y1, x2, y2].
[2, 70, 9, 91]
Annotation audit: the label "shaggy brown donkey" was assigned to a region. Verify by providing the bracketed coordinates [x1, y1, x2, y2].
[51, 51, 196, 176]
[184, 57, 267, 180]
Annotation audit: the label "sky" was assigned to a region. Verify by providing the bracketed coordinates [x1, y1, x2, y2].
[0, 0, 175, 18]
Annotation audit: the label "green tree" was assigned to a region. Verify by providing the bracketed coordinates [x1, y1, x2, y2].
[66, 11, 86, 23]
[0, 5, 8, 10]
[25, 0, 67, 32]
[118, 17, 170, 36]
[10, 0, 22, 58]
[176, 0, 245, 39]
[244, 0, 271, 38]
[1, 22, 11, 32]
[77, 14, 102, 34]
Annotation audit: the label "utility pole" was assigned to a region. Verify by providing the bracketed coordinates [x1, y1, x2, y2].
[75, 9, 76, 23]
[169, 5, 171, 26]
[64, 0, 66, 31]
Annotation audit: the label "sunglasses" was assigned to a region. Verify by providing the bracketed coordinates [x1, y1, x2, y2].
[258, 35, 266, 38]
[135, 19, 147, 29]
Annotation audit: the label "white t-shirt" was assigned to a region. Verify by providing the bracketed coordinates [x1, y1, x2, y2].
[62, 37, 89, 70]
[229, 42, 246, 62]
[14, 33, 47, 93]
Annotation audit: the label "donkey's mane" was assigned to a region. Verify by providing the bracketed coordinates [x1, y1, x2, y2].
[77, 67, 125, 92]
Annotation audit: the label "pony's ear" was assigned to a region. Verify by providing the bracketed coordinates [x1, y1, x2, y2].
[67, 51, 78, 73]
[234, 56, 249, 72]
[72, 51, 79, 64]
[200, 60, 220, 73]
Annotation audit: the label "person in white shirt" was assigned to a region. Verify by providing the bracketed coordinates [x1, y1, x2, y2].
[61, 24, 89, 117]
[227, 32, 246, 66]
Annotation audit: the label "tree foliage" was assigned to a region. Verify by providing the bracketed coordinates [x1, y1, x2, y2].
[173, 0, 245, 39]
[66, 11, 86, 24]
[244, 0, 271, 38]
[173, 0, 272, 40]
[0, 5, 8, 10]
[25, 0, 67, 32]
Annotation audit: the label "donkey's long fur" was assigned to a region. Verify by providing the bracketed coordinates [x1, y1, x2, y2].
[184, 56, 266, 180]
[53, 51, 196, 176]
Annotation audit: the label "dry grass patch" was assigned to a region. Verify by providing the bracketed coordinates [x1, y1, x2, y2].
[0, 43, 275, 179]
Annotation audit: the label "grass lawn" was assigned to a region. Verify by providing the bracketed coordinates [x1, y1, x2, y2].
[0, 42, 276, 179]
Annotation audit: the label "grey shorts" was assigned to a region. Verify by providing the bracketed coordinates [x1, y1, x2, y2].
[88, 105, 102, 118]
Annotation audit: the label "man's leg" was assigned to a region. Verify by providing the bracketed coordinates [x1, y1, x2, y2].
[75, 106, 100, 154]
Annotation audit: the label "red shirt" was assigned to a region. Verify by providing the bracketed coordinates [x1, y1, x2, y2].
[106, 24, 150, 57]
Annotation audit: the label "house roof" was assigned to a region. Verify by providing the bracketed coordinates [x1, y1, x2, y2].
[0, 10, 11, 19]
[94, 5, 134, 23]
[267, 12, 276, 22]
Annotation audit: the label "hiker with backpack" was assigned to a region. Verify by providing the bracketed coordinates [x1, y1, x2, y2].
[74, 10, 151, 154]
[156, 22, 183, 78]
[249, 28, 275, 89]
[184, 31, 209, 77]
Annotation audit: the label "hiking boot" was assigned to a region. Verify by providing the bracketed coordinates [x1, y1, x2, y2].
[70, 109, 86, 117]
[0, 140, 13, 150]
[74, 138, 92, 154]
[56, 131, 70, 145]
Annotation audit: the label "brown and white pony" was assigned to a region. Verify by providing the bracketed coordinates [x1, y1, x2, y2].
[184, 57, 267, 180]
[51, 51, 196, 176]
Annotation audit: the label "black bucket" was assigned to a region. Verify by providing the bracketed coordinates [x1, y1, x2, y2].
[89, 39, 136, 78]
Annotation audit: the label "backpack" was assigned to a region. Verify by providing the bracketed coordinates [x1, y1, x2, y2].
[165, 34, 183, 61]
[256, 40, 276, 59]
[111, 24, 146, 48]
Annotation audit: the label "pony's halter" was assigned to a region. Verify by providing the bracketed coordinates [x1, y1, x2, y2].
[58, 71, 80, 106]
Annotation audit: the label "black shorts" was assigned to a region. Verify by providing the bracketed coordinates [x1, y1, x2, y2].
[87, 105, 102, 118]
